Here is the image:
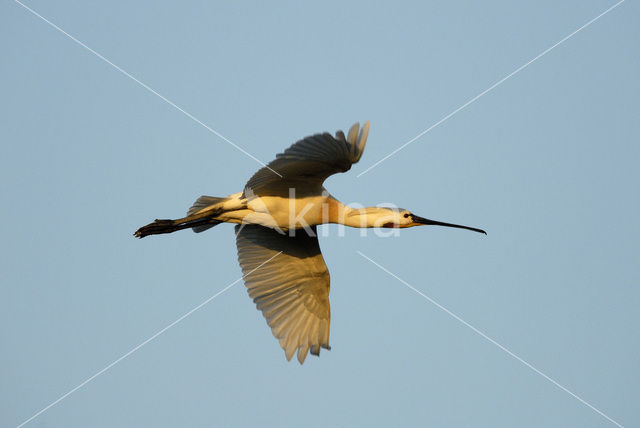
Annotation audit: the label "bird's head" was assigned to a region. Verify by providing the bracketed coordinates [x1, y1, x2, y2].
[377, 207, 486, 234]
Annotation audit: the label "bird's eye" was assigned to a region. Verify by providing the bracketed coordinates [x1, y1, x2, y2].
[403, 213, 410, 218]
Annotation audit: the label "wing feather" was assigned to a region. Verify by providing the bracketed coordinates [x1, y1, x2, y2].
[244, 121, 370, 196]
[235, 224, 331, 363]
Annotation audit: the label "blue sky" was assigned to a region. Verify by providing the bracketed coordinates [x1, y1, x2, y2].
[2, 1, 638, 427]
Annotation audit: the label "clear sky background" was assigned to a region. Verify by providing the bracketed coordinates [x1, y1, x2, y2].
[2, 1, 638, 427]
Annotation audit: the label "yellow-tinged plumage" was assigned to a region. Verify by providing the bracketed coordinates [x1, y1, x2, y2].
[135, 121, 485, 363]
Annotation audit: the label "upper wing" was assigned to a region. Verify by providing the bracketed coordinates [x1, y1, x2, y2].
[235, 224, 331, 364]
[244, 121, 370, 196]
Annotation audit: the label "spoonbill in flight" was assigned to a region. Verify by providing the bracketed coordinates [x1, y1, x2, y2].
[135, 121, 486, 363]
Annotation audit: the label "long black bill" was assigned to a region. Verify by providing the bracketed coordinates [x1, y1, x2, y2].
[411, 215, 486, 235]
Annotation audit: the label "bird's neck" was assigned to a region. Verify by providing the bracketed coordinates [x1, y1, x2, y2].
[336, 205, 394, 228]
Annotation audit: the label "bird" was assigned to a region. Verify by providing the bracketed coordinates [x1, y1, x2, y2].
[134, 121, 486, 364]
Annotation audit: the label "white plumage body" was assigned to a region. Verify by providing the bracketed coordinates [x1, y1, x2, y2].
[135, 121, 485, 363]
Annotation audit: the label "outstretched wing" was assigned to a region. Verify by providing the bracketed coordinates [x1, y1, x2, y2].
[235, 224, 331, 364]
[244, 121, 370, 196]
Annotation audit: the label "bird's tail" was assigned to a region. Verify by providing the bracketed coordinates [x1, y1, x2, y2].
[187, 196, 226, 233]
[134, 195, 227, 238]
